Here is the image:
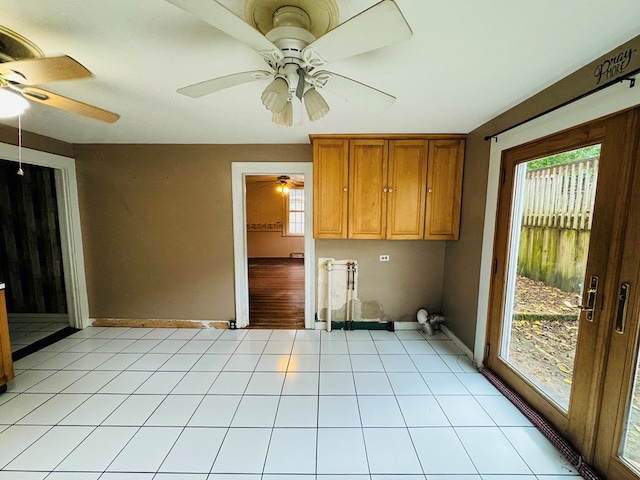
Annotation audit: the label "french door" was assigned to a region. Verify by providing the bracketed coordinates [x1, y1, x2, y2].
[486, 107, 640, 479]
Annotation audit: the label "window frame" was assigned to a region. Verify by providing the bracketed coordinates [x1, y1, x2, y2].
[283, 186, 304, 236]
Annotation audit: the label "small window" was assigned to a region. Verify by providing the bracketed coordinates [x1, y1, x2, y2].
[285, 188, 304, 236]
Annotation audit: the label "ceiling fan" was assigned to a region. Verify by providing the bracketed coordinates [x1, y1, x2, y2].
[262, 175, 304, 189]
[0, 52, 120, 123]
[165, 0, 413, 126]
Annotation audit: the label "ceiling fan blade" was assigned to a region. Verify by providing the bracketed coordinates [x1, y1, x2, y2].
[165, 0, 282, 62]
[20, 87, 120, 123]
[312, 70, 395, 114]
[0, 56, 93, 85]
[177, 70, 273, 98]
[302, 0, 412, 67]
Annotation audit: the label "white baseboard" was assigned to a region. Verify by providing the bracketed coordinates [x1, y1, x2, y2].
[441, 324, 476, 366]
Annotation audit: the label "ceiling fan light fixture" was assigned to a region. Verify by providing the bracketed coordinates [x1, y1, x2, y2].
[261, 77, 288, 113]
[0, 88, 29, 118]
[303, 87, 329, 122]
[272, 100, 293, 126]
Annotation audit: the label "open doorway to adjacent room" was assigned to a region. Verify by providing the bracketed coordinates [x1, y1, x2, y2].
[245, 174, 305, 329]
[0, 159, 75, 357]
[232, 162, 315, 330]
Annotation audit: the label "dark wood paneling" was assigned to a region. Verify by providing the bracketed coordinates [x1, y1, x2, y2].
[0, 159, 67, 313]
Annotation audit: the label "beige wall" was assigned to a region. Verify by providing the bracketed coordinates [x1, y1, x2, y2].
[72, 143, 448, 324]
[316, 239, 445, 322]
[0, 124, 73, 158]
[73, 144, 310, 320]
[442, 34, 640, 349]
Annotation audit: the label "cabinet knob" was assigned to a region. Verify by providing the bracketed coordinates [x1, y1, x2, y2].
[389, 188, 393, 193]
[383, 187, 388, 193]
[428, 188, 433, 193]
[343, 187, 348, 192]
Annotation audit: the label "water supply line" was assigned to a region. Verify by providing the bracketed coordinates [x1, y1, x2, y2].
[325, 259, 333, 332]
[346, 261, 357, 329]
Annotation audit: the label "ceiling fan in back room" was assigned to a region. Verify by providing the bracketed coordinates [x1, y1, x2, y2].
[165, 0, 413, 126]
[256, 175, 304, 193]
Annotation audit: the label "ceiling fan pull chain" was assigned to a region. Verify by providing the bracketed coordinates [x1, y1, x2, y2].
[17, 114, 24, 176]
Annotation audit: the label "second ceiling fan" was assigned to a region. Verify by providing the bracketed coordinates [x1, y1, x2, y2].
[165, 0, 413, 126]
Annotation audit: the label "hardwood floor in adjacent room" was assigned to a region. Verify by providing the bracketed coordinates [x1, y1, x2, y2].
[248, 257, 305, 329]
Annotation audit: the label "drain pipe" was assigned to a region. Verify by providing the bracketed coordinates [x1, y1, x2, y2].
[326, 259, 333, 332]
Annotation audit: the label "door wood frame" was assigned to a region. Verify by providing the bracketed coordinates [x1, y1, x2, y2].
[0, 143, 90, 329]
[484, 108, 640, 470]
[231, 162, 315, 329]
[485, 117, 619, 437]
[593, 108, 640, 479]
[476, 79, 640, 368]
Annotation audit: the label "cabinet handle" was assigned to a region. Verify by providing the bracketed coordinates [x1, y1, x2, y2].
[428, 188, 433, 193]
[383, 187, 388, 193]
[389, 188, 393, 193]
[343, 187, 348, 192]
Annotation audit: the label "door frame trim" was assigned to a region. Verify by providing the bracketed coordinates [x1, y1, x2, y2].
[0, 143, 90, 329]
[231, 162, 315, 329]
[475, 79, 640, 368]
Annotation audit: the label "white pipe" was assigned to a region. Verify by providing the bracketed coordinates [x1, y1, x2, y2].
[326, 259, 333, 332]
[346, 263, 352, 327]
[351, 261, 357, 323]
[346, 261, 356, 326]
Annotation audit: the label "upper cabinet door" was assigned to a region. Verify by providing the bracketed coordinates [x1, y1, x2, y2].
[425, 139, 465, 240]
[313, 138, 349, 238]
[386, 140, 428, 239]
[349, 139, 388, 239]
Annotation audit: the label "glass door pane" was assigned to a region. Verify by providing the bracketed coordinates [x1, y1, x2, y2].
[500, 144, 601, 411]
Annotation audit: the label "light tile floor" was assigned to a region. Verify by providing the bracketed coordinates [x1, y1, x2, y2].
[0, 326, 582, 479]
[8, 317, 71, 353]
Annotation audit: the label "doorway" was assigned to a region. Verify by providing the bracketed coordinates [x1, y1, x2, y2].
[0, 143, 90, 337]
[485, 108, 640, 478]
[0, 159, 72, 354]
[231, 162, 315, 329]
[245, 174, 305, 328]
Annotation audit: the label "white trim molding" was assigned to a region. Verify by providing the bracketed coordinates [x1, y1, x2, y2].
[0, 143, 90, 329]
[231, 162, 315, 329]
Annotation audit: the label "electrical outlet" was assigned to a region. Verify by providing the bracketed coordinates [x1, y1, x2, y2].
[379, 254, 390, 262]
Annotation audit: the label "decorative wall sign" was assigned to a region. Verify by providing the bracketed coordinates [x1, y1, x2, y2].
[594, 47, 636, 85]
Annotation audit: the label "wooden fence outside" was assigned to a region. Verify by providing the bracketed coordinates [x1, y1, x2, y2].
[518, 157, 598, 293]
[522, 157, 599, 231]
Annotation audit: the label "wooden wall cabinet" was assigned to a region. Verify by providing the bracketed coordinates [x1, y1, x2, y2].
[312, 138, 349, 238]
[424, 139, 465, 240]
[0, 285, 14, 393]
[348, 139, 427, 240]
[311, 135, 465, 240]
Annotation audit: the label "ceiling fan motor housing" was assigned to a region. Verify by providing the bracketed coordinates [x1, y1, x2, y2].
[265, 6, 317, 98]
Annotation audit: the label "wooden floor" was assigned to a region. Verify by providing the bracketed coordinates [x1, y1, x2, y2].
[248, 258, 305, 329]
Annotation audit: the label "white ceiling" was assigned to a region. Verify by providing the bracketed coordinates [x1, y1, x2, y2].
[0, 0, 639, 145]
